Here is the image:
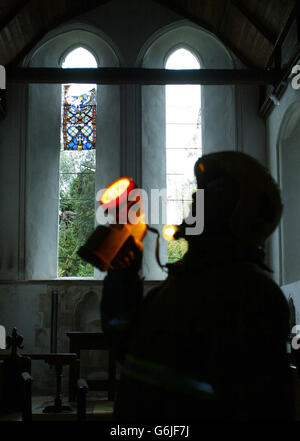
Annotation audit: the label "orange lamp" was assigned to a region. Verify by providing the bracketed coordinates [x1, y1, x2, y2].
[162, 224, 179, 241]
[78, 177, 147, 271]
[100, 177, 136, 209]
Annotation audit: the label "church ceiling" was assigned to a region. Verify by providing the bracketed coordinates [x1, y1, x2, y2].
[0, 0, 297, 69]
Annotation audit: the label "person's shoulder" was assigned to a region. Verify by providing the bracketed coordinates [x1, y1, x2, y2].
[192, 260, 288, 309]
[237, 262, 283, 291]
[231, 262, 288, 312]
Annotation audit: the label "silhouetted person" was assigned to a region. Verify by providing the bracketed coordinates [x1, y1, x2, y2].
[100, 151, 294, 421]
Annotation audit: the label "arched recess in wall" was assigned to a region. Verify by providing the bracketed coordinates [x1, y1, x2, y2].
[24, 25, 121, 280]
[277, 101, 300, 286]
[139, 21, 236, 280]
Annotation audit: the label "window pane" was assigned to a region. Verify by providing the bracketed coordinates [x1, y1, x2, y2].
[168, 239, 188, 264]
[166, 124, 201, 149]
[58, 197, 95, 277]
[62, 47, 97, 69]
[166, 85, 201, 124]
[165, 48, 200, 70]
[166, 148, 201, 175]
[165, 48, 201, 263]
[59, 174, 95, 200]
[167, 200, 191, 225]
[62, 86, 96, 151]
[59, 150, 96, 173]
[167, 174, 195, 201]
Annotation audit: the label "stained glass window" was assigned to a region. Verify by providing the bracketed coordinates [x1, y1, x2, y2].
[62, 85, 96, 150]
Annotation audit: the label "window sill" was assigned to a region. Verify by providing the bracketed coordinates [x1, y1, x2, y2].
[0, 278, 162, 286]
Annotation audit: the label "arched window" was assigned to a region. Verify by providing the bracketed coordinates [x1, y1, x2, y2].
[165, 48, 201, 262]
[58, 47, 97, 277]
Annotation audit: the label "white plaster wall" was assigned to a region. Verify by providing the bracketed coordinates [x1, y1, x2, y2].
[0, 83, 24, 280]
[236, 85, 266, 163]
[282, 281, 300, 326]
[25, 82, 61, 279]
[0, 0, 266, 282]
[267, 84, 300, 286]
[0, 283, 52, 394]
[80, 0, 182, 67]
[0, 282, 104, 394]
[0, 0, 270, 394]
[280, 119, 300, 284]
[0, 280, 161, 394]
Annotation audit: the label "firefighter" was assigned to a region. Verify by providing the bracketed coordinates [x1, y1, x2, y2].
[100, 151, 294, 421]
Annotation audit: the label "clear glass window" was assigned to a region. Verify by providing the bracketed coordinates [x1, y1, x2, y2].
[165, 48, 202, 262]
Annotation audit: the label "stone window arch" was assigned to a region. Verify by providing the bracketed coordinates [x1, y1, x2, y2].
[140, 22, 236, 280]
[24, 26, 121, 280]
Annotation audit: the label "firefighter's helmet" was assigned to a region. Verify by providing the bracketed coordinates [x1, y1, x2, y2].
[194, 151, 283, 246]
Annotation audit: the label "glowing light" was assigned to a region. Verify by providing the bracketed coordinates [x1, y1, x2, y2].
[100, 177, 132, 205]
[162, 224, 178, 241]
[199, 162, 205, 173]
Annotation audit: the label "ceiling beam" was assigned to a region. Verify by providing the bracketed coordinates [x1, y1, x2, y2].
[259, 40, 300, 118]
[258, 2, 299, 117]
[231, 0, 277, 45]
[216, 0, 232, 36]
[0, 0, 30, 31]
[6, 67, 281, 85]
[296, 0, 300, 42]
[154, 0, 259, 69]
[265, 3, 297, 69]
[3, 0, 111, 68]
